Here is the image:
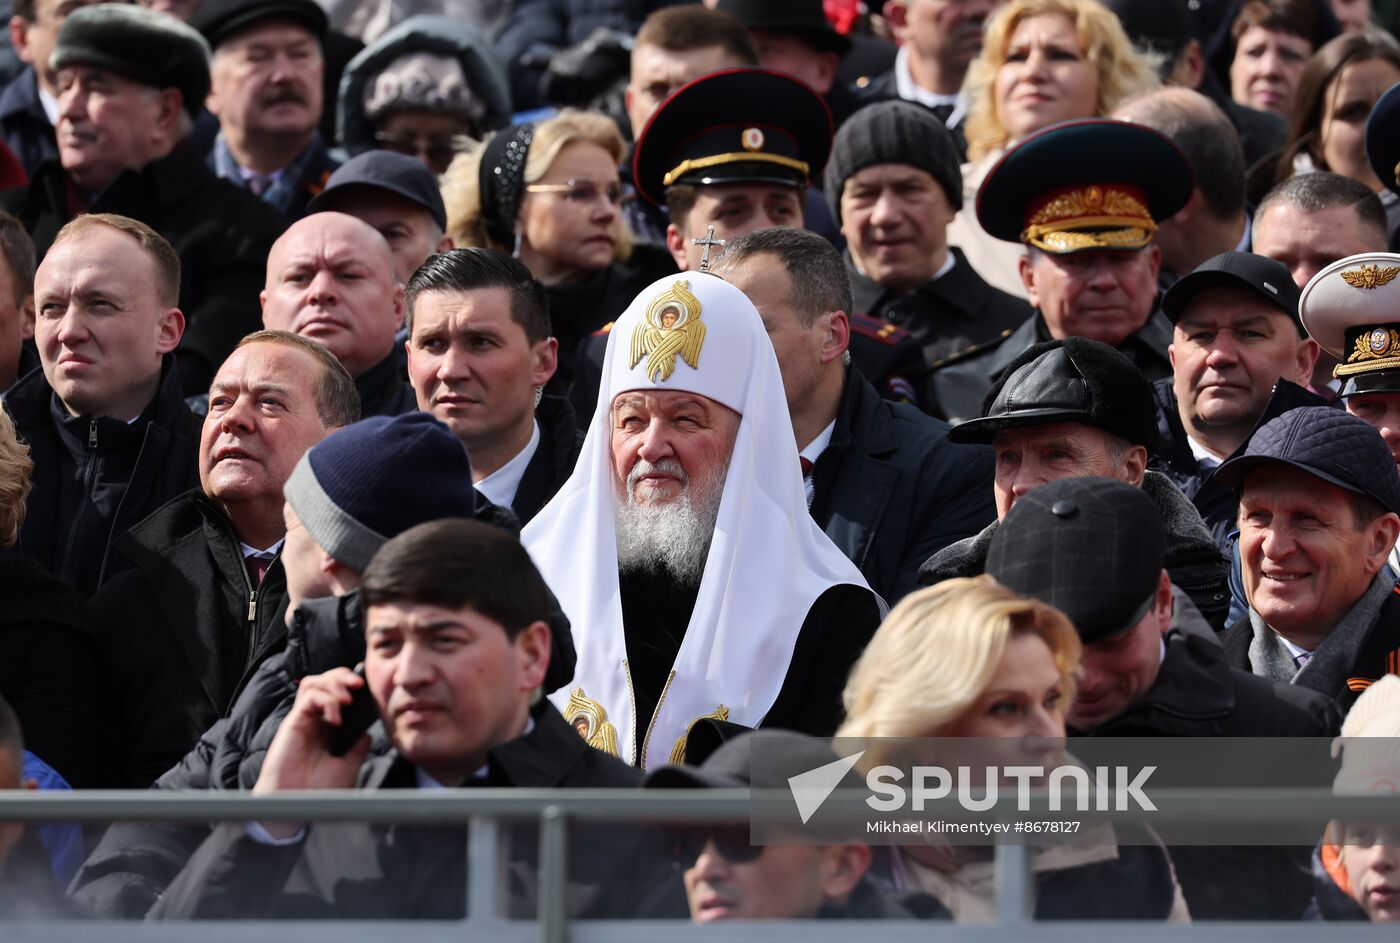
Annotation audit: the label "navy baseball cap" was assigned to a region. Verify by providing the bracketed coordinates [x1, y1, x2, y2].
[1160, 251, 1303, 335]
[308, 150, 448, 231]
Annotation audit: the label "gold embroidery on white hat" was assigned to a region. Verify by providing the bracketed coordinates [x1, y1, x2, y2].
[630, 280, 707, 382]
[1340, 264, 1400, 289]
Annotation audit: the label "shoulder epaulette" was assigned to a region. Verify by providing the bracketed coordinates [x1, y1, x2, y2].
[849, 313, 911, 345]
[928, 329, 1014, 370]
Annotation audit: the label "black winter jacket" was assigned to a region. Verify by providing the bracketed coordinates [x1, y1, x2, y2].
[149, 702, 686, 920]
[90, 490, 291, 788]
[0, 552, 101, 786]
[5, 356, 199, 597]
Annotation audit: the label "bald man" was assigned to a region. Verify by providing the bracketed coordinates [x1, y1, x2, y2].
[261, 212, 417, 417]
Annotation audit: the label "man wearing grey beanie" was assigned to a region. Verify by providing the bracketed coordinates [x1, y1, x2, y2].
[825, 100, 1029, 378]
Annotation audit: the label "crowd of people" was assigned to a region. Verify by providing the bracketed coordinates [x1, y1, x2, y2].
[0, 0, 1397, 926]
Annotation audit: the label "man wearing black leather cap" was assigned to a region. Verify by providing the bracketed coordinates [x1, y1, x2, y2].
[920, 336, 1230, 628]
[1152, 250, 1323, 550]
[986, 474, 1340, 919]
[1217, 406, 1400, 709]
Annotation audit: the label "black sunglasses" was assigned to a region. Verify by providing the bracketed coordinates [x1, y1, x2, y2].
[667, 824, 764, 865]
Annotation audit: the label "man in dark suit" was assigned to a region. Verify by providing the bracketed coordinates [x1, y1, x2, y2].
[714, 226, 994, 603]
[405, 249, 580, 525]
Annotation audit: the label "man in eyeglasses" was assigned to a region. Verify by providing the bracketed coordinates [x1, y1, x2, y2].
[193, 0, 339, 220]
[644, 729, 932, 921]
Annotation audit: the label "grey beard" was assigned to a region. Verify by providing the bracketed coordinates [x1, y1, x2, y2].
[615, 458, 725, 585]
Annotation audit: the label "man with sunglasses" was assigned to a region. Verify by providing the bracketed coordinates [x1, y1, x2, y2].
[645, 729, 931, 921]
[193, 0, 340, 220]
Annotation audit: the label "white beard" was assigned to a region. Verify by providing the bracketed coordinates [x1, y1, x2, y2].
[615, 457, 726, 585]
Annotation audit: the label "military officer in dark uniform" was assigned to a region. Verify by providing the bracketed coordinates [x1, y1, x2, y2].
[925, 119, 1195, 422]
[571, 68, 925, 419]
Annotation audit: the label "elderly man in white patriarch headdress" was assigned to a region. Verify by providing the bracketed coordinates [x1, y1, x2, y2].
[523, 270, 882, 769]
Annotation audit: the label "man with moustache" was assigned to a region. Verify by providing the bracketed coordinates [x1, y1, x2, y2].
[523, 271, 881, 769]
[192, 0, 339, 219]
[90, 329, 357, 787]
[260, 212, 416, 418]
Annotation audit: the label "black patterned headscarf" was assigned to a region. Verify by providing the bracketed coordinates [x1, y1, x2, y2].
[477, 122, 536, 248]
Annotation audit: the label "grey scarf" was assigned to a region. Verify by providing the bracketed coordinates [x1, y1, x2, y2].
[1248, 570, 1392, 693]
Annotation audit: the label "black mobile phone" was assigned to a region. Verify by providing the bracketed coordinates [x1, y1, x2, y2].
[326, 664, 378, 757]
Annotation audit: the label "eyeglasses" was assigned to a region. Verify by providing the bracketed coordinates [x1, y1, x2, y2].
[667, 824, 764, 865]
[524, 179, 624, 207]
[374, 132, 467, 167]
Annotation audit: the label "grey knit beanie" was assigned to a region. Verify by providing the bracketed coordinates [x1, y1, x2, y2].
[823, 100, 963, 223]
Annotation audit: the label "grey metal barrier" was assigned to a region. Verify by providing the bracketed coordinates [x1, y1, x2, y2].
[0, 788, 1396, 942]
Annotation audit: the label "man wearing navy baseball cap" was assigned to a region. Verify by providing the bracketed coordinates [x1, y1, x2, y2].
[1217, 406, 1400, 709]
[1152, 250, 1324, 550]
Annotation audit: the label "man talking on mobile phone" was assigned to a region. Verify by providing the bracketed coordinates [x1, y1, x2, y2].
[152, 518, 685, 920]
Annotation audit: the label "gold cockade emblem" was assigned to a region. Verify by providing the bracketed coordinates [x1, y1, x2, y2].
[669, 705, 731, 765]
[1340, 264, 1400, 290]
[564, 687, 620, 757]
[630, 280, 707, 382]
[1351, 328, 1400, 363]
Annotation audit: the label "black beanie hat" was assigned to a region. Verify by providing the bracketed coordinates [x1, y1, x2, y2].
[824, 100, 963, 222]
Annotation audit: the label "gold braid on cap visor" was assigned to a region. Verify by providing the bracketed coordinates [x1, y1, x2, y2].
[662, 152, 810, 187]
[1020, 186, 1156, 253]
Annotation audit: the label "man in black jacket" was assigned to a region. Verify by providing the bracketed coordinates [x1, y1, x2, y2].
[70, 413, 556, 917]
[988, 476, 1342, 921]
[824, 99, 1029, 367]
[1151, 251, 1322, 550]
[150, 519, 680, 921]
[6, 213, 198, 597]
[1, 5, 288, 395]
[406, 249, 580, 524]
[713, 226, 993, 603]
[91, 330, 358, 787]
[261, 212, 416, 418]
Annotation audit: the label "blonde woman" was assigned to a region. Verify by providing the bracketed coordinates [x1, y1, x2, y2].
[0, 408, 101, 787]
[947, 0, 1160, 299]
[839, 576, 1186, 922]
[440, 109, 667, 390]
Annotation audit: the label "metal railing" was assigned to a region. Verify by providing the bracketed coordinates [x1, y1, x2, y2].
[0, 789, 1397, 942]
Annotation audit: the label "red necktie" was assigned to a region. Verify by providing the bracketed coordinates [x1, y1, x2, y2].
[800, 456, 813, 478]
[244, 554, 270, 588]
